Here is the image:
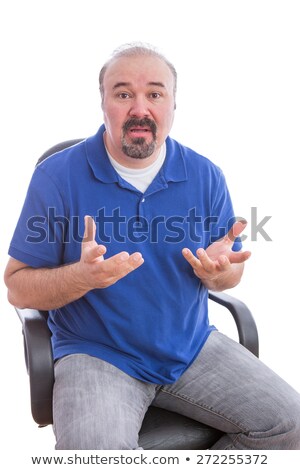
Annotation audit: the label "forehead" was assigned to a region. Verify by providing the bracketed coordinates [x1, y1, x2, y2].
[103, 55, 174, 91]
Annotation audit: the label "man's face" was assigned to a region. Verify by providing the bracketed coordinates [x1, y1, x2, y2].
[102, 54, 176, 167]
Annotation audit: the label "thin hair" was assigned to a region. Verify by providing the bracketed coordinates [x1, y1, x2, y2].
[99, 42, 177, 102]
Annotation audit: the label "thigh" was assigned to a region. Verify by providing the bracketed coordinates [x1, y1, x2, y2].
[153, 331, 300, 436]
[53, 354, 156, 450]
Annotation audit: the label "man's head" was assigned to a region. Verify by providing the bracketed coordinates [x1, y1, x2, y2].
[99, 43, 177, 167]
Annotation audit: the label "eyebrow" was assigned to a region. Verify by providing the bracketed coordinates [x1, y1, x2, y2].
[147, 81, 166, 88]
[113, 82, 131, 90]
[112, 81, 166, 90]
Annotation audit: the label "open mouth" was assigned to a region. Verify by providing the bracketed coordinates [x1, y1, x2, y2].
[128, 127, 152, 138]
[123, 118, 157, 140]
[130, 127, 150, 132]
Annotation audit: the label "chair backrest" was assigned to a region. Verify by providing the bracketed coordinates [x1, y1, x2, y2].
[37, 139, 84, 165]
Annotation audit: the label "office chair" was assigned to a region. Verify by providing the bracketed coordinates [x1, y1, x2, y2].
[15, 139, 259, 450]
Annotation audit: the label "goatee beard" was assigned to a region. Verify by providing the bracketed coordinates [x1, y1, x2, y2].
[122, 117, 157, 159]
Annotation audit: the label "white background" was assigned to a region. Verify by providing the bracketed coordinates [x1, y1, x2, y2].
[1, 0, 299, 463]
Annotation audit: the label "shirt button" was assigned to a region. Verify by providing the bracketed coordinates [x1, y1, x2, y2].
[141, 198, 145, 203]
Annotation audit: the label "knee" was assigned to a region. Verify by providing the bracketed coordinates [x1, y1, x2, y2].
[264, 378, 300, 449]
[281, 404, 300, 449]
[237, 392, 300, 450]
[265, 397, 300, 450]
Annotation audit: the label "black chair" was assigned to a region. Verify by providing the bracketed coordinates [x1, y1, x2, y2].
[15, 140, 259, 450]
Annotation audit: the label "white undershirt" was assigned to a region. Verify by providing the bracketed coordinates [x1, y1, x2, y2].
[106, 143, 166, 193]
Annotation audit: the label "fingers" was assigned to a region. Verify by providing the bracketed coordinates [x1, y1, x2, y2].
[182, 248, 211, 271]
[81, 216, 106, 262]
[103, 251, 144, 277]
[88, 251, 144, 289]
[183, 245, 250, 268]
[228, 250, 251, 264]
[83, 215, 96, 243]
[226, 219, 247, 243]
[183, 248, 230, 273]
[196, 249, 230, 271]
[84, 243, 107, 262]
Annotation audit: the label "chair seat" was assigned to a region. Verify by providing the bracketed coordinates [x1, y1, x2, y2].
[139, 406, 223, 450]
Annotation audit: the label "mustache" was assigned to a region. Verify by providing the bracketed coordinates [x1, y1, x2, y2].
[122, 117, 157, 135]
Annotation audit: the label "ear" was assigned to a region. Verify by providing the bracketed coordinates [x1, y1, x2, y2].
[99, 87, 104, 110]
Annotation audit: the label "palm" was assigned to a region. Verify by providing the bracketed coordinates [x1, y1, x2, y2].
[206, 221, 248, 264]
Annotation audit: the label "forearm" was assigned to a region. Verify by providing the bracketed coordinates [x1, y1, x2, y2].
[5, 238, 144, 310]
[5, 262, 89, 311]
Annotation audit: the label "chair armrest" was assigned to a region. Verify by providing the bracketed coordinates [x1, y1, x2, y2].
[15, 308, 54, 426]
[208, 291, 259, 358]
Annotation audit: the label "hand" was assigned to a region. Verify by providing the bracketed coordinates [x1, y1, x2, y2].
[182, 220, 251, 291]
[77, 216, 144, 289]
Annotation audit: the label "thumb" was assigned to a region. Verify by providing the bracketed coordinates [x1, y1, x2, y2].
[83, 215, 96, 243]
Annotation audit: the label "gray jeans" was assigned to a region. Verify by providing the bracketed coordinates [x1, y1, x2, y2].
[53, 331, 300, 449]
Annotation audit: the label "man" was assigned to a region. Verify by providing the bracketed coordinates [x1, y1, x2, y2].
[4, 43, 300, 449]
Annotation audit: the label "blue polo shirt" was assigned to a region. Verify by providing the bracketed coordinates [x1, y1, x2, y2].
[9, 125, 241, 384]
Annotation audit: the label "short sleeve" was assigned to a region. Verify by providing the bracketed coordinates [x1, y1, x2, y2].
[209, 170, 242, 252]
[8, 166, 68, 267]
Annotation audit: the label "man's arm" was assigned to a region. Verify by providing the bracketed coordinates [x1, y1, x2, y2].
[182, 220, 251, 291]
[4, 216, 144, 310]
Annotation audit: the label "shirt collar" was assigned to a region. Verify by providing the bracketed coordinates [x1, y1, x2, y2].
[85, 124, 187, 184]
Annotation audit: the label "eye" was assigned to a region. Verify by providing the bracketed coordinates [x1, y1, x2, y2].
[117, 92, 131, 99]
[149, 92, 161, 99]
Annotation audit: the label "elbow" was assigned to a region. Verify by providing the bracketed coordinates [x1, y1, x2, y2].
[4, 272, 28, 310]
[3, 272, 16, 307]
[6, 289, 17, 307]
[6, 287, 28, 310]
[4, 261, 31, 309]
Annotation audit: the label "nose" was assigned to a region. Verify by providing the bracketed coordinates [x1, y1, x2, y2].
[129, 95, 150, 118]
